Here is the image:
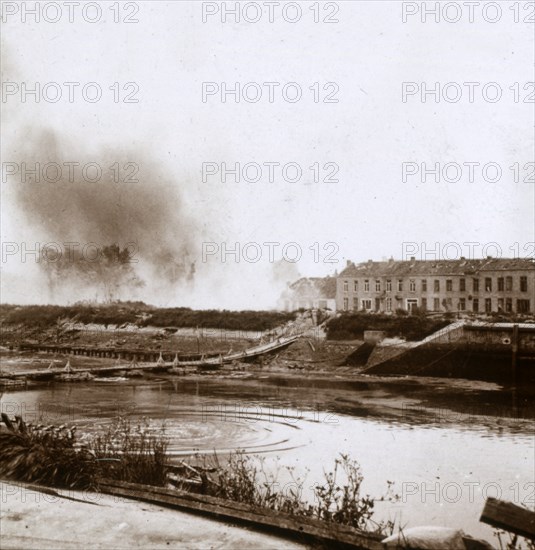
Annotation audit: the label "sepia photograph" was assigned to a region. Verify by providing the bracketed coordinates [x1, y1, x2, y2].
[0, 1, 534, 549]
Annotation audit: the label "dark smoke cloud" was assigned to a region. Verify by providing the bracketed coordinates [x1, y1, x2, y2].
[11, 127, 200, 302]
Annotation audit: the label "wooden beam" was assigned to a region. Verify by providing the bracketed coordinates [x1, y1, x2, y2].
[480, 498, 535, 540]
[99, 479, 384, 549]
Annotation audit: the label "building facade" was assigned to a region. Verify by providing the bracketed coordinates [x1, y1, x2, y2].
[336, 258, 534, 315]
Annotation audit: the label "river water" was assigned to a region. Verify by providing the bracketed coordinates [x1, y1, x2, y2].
[1, 372, 534, 545]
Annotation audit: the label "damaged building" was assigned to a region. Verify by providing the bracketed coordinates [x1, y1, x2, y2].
[280, 276, 337, 312]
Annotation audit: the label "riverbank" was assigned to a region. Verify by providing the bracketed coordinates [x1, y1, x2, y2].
[3, 306, 533, 385]
[0, 481, 305, 550]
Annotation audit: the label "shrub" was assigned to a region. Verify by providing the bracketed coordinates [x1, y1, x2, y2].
[182, 451, 398, 535]
[0, 414, 97, 489]
[326, 313, 450, 341]
[140, 308, 296, 332]
[0, 415, 169, 489]
[1, 304, 296, 333]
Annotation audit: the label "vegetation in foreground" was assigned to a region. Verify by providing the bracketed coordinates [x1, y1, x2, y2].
[0, 414, 397, 536]
[495, 530, 535, 550]
[0, 303, 296, 332]
[179, 451, 399, 535]
[0, 413, 98, 489]
[0, 414, 167, 489]
[2, 415, 535, 547]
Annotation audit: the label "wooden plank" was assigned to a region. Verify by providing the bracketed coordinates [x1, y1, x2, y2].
[99, 479, 384, 549]
[480, 498, 535, 540]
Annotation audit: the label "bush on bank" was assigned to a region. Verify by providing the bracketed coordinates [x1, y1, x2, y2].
[183, 451, 398, 535]
[326, 312, 450, 341]
[0, 303, 296, 332]
[0, 415, 168, 490]
[0, 414, 98, 489]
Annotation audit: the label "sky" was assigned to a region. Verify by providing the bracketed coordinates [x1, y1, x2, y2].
[1, 0, 534, 308]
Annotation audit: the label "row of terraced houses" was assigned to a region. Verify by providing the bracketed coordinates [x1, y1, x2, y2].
[335, 257, 534, 314]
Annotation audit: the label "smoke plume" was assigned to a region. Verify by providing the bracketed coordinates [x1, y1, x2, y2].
[7, 127, 199, 304]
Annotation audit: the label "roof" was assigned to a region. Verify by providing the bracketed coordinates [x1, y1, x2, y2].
[339, 258, 535, 278]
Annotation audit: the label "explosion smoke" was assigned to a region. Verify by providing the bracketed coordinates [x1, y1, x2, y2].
[7, 127, 199, 303]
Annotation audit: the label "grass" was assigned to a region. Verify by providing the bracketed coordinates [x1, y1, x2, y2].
[86, 417, 169, 486]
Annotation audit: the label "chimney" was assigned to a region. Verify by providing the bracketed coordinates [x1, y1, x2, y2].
[410, 256, 415, 261]
[346, 260, 352, 267]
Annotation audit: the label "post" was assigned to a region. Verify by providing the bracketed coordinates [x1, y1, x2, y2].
[480, 497, 535, 540]
[511, 324, 519, 414]
[511, 324, 519, 386]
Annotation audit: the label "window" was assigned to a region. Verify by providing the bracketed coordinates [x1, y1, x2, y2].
[459, 278, 466, 292]
[520, 276, 528, 292]
[485, 278, 492, 292]
[364, 279, 370, 292]
[485, 298, 492, 313]
[497, 298, 504, 311]
[375, 280, 381, 292]
[409, 279, 416, 292]
[343, 280, 348, 292]
[354, 280, 358, 292]
[433, 298, 440, 311]
[473, 299, 479, 312]
[362, 299, 372, 311]
[506, 276, 513, 291]
[386, 279, 392, 292]
[506, 298, 512, 313]
[421, 279, 427, 292]
[353, 297, 358, 310]
[517, 300, 531, 313]
[473, 278, 479, 292]
[434, 280, 440, 292]
[421, 297, 427, 310]
[386, 297, 392, 312]
[397, 279, 403, 292]
[343, 298, 348, 311]
[446, 297, 452, 308]
[497, 277, 504, 291]
[458, 298, 466, 311]
[446, 280, 453, 291]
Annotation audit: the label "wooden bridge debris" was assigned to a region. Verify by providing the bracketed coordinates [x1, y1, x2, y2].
[98, 478, 384, 550]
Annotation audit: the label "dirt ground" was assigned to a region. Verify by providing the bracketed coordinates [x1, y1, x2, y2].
[0, 481, 306, 550]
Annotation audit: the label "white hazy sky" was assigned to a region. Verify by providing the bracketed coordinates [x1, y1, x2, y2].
[1, 1, 534, 307]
